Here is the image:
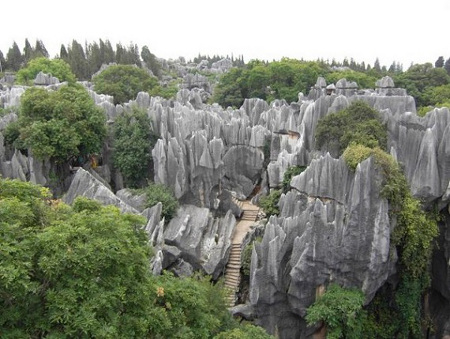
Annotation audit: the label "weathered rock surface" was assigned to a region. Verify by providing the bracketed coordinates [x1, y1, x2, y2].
[63, 168, 139, 214]
[250, 155, 395, 337]
[34, 71, 60, 85]
[1, 73, 450, 337]
[163, 204, 236, 279]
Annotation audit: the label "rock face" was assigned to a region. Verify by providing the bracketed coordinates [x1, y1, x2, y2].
[163, 205, 236, 279]
[63, 168, 139, 214]
[34, 71, 60, 85]
[1, 73, 450, 337]
[250, 155, 395, 338]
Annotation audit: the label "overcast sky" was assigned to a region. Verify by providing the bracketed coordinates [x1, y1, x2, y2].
[2, 0, 449, 69]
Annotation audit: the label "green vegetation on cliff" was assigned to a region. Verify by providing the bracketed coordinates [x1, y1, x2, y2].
[5, 84, 106, 162]
[0, 178, 271, 338]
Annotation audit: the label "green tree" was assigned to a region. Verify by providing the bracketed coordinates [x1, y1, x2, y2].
[422, 84, 450, 108]
[214, 324, 274, 339]
[5, 41, 23, 71]
[212, 67, 246, 108]
[305, 284, 366, 339]
[259, 189, 281, 217]
[87, 41, 102, 75]
[326, 70, 377, 89]
[16, 57, 76, 84]
[445, 58, 450, 75]
[33, 40, 49, 59]
[0, 50, 6, 73]
[138, 182, 179, 222]
[59, 44, 68, 60]
[93, 64, 158, 104]
[113, 106, 158, 187]
[99, 39, 115, 64]
[141, 45, 161, 77]
[0, 178, 269, 338]
[282, 165, 306, 193]
[394, 63, 450, 107]
[12, 84, 106, 161]
[435, 56, 445, 68]
[23, 38, 33, 64]
[67, 39, 89, 80]
[315, 101, 387, 156]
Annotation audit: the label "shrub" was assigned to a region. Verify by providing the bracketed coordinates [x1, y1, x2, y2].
[16, 57, 76, 84]
[282, 165, 306, 193]
[14, 84, 106, 162]
[259, 189, 281, 217]
[315, 101, 387, 155]
[93, 64, 158, 104]
[138, 182, 179, 222]
[305, 283, 366, 339]
[113, 105, 158, 188]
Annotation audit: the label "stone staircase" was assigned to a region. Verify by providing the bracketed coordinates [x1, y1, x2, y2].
[224, 243, 242, 306]
[224, 200, 260, 307]
[241, 209, 259, 221]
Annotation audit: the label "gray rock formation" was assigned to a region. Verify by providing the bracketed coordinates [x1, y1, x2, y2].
[250, 155, 396, 338]
[116, 188, 147, 212]
[63, 168, 139, 214]
[211, 58, 233, 73]
[163, 204, 236, 279]
[34, 71, 60, 86]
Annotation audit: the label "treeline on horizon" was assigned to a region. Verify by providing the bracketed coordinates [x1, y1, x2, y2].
[2, 38, 450, 114]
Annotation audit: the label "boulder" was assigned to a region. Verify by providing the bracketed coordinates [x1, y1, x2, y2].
[163, 205, 235, 279]
[34, 71, 60, 85]
[63, 168, 138, 214]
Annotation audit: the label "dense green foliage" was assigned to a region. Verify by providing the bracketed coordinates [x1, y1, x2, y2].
[305, 283, 366, 339]
[325, 69, 378, 89]
[315, 101, 387, 155]
[282, 165, 306, 193]
[213, 59, 327, 107]
[259, 189, 281, 217]
[16, 57, 76, 84]
[394, 62, 450, 108]
[7, 84, 106, 161]
[113, 106, 158, 187]
[214, 324, 274, 339]
[242, 242, 254, 277]
[93, 64, 158, 104]
[0, 178, 269, 338]
[259, 165, 306, 218]
[137, 182, 179, 222]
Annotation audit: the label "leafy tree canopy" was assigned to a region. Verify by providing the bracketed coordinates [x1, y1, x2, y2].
[325, 69, 378, 89]
[394, 62, 450, 108]
[0, 178, 270, 338]
[113, 105, 158, 187]
[16, 57, 76, 84]
[213, 59, 327, 108]
[93, 64, 158, 104]
[9, 84, 106, 161]
[305, 283, 366, 339]
[135, 182, 179, 222]
[315, 100, 387, 156]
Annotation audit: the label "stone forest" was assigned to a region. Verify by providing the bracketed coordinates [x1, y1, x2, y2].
[0, 41, 450, 338]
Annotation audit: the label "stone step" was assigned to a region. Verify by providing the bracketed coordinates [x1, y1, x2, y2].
[225, 270, 240, 276]
[225, 272, 240, 279]
[227, 263, 241, 269]
[225, 276, 240, 283]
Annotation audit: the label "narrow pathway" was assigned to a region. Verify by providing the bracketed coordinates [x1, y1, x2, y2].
[224, 200, 260, 307]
